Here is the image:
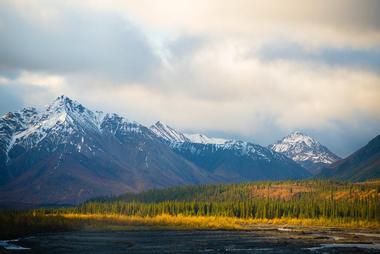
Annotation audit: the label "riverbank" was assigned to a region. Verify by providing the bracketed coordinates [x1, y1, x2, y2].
[62, 213, 380, 231]
[1, 212, 379, 240]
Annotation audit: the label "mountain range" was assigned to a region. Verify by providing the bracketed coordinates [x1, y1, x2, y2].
[0, 95, 377, 207]
[150, 121, 310, 182]
[0, 96, 215, 206]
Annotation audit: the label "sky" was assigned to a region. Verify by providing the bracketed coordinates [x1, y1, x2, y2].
[0, 0, 380, 157]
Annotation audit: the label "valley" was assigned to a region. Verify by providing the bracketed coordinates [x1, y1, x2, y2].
[0, 97, 379, 253]
[1, 180, 379, 252]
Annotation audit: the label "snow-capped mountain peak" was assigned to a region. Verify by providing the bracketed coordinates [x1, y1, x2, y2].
[150, 121, 190, 143]
[269, 131, 340, 173]
[43, 95, 98, 125]
[1, 95, 148, 160]
[274, 131, 318, 150]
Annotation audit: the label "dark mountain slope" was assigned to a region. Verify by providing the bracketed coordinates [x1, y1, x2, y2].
[172, 141, 311, 182]
[317, 135, 380, 181]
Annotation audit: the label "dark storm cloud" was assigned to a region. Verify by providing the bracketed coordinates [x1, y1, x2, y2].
[0, 2, 161, 82]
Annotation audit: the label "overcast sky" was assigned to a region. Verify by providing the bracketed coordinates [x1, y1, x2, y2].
[1, 0, 380, 157]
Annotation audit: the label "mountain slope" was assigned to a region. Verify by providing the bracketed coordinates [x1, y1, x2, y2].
[150, 121, 228, 145]
[317, 135, 380, 181]
[0, 96, 215, 205]
[150, 122, 311, 181]
[150, 121, 190, 143]
[269, 131, 340, 174]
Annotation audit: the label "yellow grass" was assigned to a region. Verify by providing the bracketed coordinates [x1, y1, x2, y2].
[60, 213, 380, 230]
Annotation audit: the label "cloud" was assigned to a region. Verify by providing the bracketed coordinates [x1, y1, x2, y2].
[111, 0, 380, 47]
[0, 77, 55, 114]
[257, 41, 380, 72]
[0, 0, 161, 82]
[166, 35, 206, 59]
[0, 84, 24, 114]
[0, 0, 379, 157]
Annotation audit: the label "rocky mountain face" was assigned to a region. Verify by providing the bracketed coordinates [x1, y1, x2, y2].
[0, 96, 214, 206]
[150, 122, 311, 182]
[317, 135, 380, 181]
[269, 131, 340, 174]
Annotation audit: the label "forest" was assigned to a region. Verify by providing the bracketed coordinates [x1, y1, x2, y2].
[1, 180, 379, 239]
[72, 180, 380, 221]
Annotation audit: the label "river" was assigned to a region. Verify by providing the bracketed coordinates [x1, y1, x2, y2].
[1, 227, 380, 253]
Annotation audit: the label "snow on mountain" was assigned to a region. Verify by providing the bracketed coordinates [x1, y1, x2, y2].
[2, 95, 147, 159]
[164, 128, 311, 181]
[0, 98, 312, 205]
[0, 96, 216, 204]
[185, 133, 228, 145]
[151, 122, 291, 161]
[150, 121, 229, 145]
[150, 121, 190, 143]
[150, 122, 228, 145]
[4, 96, 97, 154]
[0, 107, 39, 163]
[269, 131, 340, 174]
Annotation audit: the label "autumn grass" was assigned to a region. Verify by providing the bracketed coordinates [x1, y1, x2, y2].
[61, 213, 380, 230]
[1, 211, 379, 240]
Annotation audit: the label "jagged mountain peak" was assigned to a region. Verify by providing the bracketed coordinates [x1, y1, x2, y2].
[46, 95, 90, 116]
[1, 107, 39, 125]
[3, 96, 133, 157]
[1, 95, 151, 158]
[271, 131, 325, 154]
[36, 95, 102, 134]
[282, 131, 318, 146]
[269, 131, 340, 174]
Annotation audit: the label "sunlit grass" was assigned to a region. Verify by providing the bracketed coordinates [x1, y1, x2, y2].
[1, 211, 379, 239]
[61, 213, 380, 230]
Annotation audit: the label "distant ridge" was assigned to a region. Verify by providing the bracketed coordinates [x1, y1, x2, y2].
[150, 122, 311, 182]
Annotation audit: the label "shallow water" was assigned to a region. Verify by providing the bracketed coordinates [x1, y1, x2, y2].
[0, 239, 30, 250]
[1, 228, 380, 253]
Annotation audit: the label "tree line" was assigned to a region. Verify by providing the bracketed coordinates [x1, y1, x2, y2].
[64, 180, 380, 221]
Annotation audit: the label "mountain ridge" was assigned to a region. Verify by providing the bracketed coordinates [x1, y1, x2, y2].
[0, 96, 378, 207]
[317, 135, 380, 181]
[0, 96, 217, 205]
[150, 122, 311, 182]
